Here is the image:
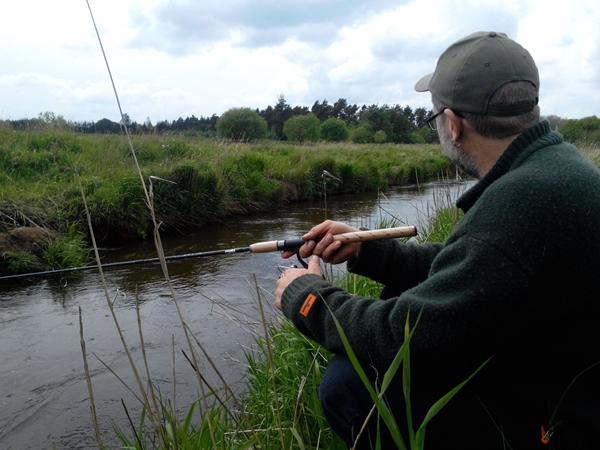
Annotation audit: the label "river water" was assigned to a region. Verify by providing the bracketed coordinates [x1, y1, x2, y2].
[0, 180, 469, 449]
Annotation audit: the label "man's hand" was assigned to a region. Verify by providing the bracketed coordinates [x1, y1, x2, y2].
[275, 256, 322, 310]
[282, 220, 361, 264]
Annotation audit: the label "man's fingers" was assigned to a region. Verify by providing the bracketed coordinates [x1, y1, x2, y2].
[302, 220, 332, 240]
[313, 233, 334, 256]
[298, 240, 316, 258]
[321, 240, 342, 262]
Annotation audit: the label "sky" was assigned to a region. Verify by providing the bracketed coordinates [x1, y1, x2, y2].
[0, 0, 598, 123]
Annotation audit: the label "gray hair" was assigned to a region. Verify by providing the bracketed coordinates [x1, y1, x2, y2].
[433, 81, 540, 139]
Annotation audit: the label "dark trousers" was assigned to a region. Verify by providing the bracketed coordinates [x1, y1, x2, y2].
[319, 354, 406, 449]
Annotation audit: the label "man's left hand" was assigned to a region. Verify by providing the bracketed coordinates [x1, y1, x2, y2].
[275, 256, 322, 310]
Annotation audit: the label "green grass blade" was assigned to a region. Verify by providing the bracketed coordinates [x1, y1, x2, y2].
[291, 426, 306, 450]
[402, 316, 415, 447]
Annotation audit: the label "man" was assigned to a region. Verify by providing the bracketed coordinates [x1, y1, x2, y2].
[275, 32, 600, 449]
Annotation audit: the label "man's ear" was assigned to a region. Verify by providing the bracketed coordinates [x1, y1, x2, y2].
[443, 109, 463, 142]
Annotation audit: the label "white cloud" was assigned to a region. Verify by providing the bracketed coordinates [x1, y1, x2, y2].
[0, 0, 598, 121]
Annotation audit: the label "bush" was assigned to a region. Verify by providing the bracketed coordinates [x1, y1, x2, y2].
[216, 108, 267, 142]
[283, 113, 321, 142]
[43, 229, 89, 269]
[321, 118, 349, 142]
[559, 116, 600, 144]
[1, 251, 41, 274]
[373, 130, 387, 144]
[351, 125, 374, 143]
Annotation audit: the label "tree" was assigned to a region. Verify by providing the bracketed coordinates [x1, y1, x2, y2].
[94, 118, 121, 134]
[321, 117, 349, 142]
[216, 108, 267, 142]
[359, 105, 393, 140]
[283, 113, 321, 142]
[311, 99, 334, 121]
[351, 125, 374, 143]
[259, 95, 293, 139]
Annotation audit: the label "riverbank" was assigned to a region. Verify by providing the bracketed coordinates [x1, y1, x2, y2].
[0, 129, 451, 274]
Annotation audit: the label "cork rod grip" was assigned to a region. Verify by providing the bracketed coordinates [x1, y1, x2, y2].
[248, 225, 417, 253]
[333, 225, 417, 243]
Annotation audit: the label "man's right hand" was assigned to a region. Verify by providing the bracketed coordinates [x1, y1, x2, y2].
[282, 220, 361, 264]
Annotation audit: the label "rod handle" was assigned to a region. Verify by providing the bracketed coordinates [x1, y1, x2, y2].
[333, 225, 417, 243]
[248, 226, 417, 253]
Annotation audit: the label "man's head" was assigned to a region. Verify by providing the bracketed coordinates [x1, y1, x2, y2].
[415, 32, 541, 174]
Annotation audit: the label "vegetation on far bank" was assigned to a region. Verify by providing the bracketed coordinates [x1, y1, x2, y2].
[0, 129, 451, 242]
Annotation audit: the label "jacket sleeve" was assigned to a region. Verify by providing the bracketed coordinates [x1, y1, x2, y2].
[281, 232, 529, 372]
[347, 239, 444, 292]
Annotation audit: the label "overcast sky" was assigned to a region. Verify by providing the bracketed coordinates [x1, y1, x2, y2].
[0, 0, 598, 123]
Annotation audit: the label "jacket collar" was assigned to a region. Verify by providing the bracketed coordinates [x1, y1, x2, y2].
[456, 120, 558, 212]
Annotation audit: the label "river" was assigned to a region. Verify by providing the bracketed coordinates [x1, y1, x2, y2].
[0, 180, 470, 449]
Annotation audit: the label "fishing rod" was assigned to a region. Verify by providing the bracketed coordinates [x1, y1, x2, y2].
[0, 226, 417, 281]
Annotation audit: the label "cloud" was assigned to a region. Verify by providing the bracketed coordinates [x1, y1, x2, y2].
[129, 0, 406, 52]
[1, 0, 599, 122]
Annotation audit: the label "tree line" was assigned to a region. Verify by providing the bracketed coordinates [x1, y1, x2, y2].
[2, 103, 598, 145]
[0, 97, 437, 144]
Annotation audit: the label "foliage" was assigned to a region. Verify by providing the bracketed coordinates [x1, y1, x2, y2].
[0, 128, 452, 241]
[239, 320, 346, 449]
[283, 113, 321, 142]
[2, 99, 434, 143]
[559, 116, 600, 144]
[43, 228, 89, 269]
[374, 129, 388, 143]
[216, 108, 267, 142]
[321, 117, 349, 142]
[1, 251, 40, 274]
[351, 125, 374, 143]
[423, 207, 464, 243]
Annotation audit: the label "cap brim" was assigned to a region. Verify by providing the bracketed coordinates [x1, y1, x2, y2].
[414, 73, 433, 92]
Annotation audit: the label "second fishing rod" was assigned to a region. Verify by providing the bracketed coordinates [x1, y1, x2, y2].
[0, 225, 417, 282]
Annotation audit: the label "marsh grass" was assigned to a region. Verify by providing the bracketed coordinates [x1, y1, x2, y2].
[43, 227, 89, 269]
[0, 128, 450, 239]
[579, 142, 600, 167]
[2, 250, 40, 273]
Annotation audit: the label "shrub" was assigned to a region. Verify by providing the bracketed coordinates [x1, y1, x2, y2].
[154, 164, 224, 228]
[559, 116, 600, 144]
[373, 130, 387, 144]
[321, 117, 349, 142]
[1, 251, 40, 274]
[283, 113, 321, 142]
[43, 229, 89, 269]
[351, 125, 374, 143]
[216, 108, 267, 142]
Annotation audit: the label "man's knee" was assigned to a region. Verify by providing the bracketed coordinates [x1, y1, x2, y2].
[319, 355, 377, 445]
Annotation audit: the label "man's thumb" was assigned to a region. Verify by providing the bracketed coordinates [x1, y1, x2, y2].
[308, 255, 321, 274]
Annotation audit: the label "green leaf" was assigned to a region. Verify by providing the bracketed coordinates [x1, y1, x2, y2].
[291, 427, 306, 450]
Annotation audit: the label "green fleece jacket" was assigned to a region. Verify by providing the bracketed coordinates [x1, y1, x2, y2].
[282, 121, 600, 449]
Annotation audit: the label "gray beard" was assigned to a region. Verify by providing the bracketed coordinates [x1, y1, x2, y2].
[438, 123, 480, 178]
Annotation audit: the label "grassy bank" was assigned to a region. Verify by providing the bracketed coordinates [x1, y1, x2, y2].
[0, 129, 450, 243]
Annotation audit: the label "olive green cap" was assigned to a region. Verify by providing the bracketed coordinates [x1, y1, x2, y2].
[415, 31, 539, 116]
